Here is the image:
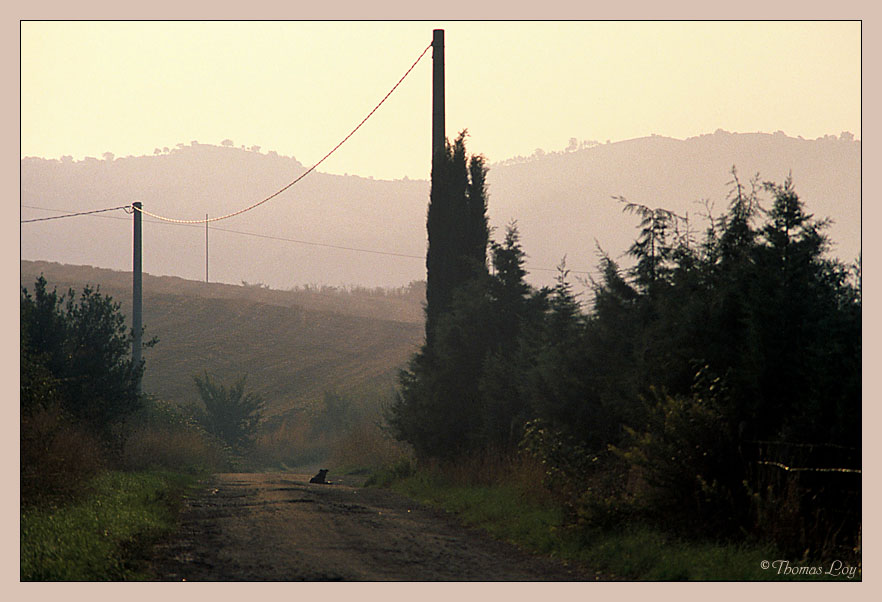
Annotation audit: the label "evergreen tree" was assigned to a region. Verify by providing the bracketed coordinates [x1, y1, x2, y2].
[392, 224, 538, 458]
[479, 224, 545, 449]
[752, 177, 859, 444]
[617, 197, 684, 293]
[425, 131, 489, 349]
[20, 276, 151, 436]
[391, 275, 494, 459]
[391, 131, 494, 459]
[487, 223, 532, 349]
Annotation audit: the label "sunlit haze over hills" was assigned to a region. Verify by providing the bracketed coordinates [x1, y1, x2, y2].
[20, 21, 860, 290]
[21, 21, 859, 181]
[21, 132, 860, 290]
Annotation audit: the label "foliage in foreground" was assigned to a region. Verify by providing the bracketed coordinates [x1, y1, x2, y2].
[391, 168, 861, 559]
[21, 276, 154, 440]
[379, 458, 858, 581]
[20, 471, 199, 581]
[21, 276, 165, 506]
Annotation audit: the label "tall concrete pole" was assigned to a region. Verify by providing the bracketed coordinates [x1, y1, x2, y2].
[132, 201, 143, 394]
[432, 29, 445, 164]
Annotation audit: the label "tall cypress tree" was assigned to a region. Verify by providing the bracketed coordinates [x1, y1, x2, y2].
[390, 131, 491, 458]
[425, 130, 489, 349]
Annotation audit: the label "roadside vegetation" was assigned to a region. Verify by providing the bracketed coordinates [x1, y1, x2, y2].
[383, 133, 861, 580]
[364, 451, 861, 581]
[371, 455, 824, 581]
[20, 277, 233, 580]
[20, 471, 200, 581]
[19, 271, 411, 580]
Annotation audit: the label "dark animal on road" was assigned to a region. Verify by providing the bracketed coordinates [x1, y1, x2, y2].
[309, 469, 329, 484]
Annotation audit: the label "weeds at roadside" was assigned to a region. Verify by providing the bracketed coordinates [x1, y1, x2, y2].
[20, 470, 201, 581]
[369, 454, 854, 581]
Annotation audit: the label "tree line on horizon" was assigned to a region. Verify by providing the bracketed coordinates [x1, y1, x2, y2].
[389, 132, 861, 557]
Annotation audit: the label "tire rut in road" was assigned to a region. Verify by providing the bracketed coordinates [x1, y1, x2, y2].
[149, 472, 595, 581]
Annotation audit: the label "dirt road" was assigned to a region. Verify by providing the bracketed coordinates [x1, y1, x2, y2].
[148, 472, 596, 581]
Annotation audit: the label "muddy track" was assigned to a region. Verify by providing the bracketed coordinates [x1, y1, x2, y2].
[148, 472, 598, 581]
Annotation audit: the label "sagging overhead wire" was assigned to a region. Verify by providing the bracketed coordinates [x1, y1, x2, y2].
[20, 204, 132, 223]
[135, 41, 434, 225]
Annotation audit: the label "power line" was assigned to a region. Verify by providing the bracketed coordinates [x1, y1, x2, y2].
[526, 265, 593, 276]
[22, 203, 596, 275]
[135, 42, 433, 225]
[20, 41, 594, 276]
[210, 225, 424, 260]
[206, 224, 596, 275]
[20, 204, 131, 223]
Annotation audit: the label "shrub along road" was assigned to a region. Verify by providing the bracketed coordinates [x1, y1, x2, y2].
[147, 472, 597, 581]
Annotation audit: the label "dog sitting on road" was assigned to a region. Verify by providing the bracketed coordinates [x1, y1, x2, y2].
[309, 469, 330, 484]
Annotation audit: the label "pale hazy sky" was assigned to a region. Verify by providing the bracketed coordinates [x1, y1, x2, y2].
[21, 21, 860, 180]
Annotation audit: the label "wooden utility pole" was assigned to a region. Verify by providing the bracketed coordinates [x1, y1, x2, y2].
[432, 29, 445, 163]
[132, 201, 143, 394]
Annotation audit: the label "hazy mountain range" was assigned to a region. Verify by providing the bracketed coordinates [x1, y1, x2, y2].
[21, 131, 861, 291]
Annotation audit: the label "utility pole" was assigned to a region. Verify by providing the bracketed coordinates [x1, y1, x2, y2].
[426, 28, 446, 350]
[432, 28, 445, 164]
[205, 214, 209, 283]
[132, 201, 143, 394]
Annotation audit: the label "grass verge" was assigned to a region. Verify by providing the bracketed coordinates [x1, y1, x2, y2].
[380, 466, 855, 581]
[20, 470, 201, 581]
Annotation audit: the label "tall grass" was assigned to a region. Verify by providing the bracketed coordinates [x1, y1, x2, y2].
[251, 418, 330, 469]
[328, 419, 413, 474]
[21, 398, 226, 580]
[251, 410, 413, 474]
[20, 470, 199, 581]
[20, 406, 106, 506]
[122, 426, 229, 473]
[120, 399, 232, 473]
[388, 452, 562, 553]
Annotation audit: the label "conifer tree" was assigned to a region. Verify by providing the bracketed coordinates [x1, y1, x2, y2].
[425, 131, 489, 349]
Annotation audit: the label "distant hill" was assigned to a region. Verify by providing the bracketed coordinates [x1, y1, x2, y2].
[21, 131, 860, 291]
[21, 260, 424, 417]
[489, 131, 861, 272]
